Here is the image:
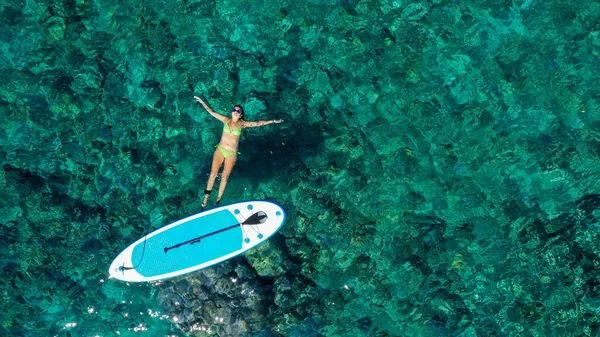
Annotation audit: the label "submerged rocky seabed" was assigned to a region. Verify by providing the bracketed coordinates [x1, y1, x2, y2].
[2, 0, 600, 336]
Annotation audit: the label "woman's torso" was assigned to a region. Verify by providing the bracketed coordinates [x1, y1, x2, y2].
[219, 119, 242, 150]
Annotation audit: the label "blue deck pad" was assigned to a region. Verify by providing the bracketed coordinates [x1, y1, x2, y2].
[132, 209, 242, 277]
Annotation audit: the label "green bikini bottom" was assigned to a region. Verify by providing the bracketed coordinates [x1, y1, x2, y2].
[216, 144, 240, 159]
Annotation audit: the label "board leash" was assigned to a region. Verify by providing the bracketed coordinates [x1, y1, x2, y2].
[118, 199, 194, 274]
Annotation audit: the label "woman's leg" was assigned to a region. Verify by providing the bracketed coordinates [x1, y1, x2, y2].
[216, 155, 237, 204]
[203, 148, 225, 206]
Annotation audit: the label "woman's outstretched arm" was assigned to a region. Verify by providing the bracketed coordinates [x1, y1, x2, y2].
[243, 119, 284, 128]
[194, 96, 229, 123]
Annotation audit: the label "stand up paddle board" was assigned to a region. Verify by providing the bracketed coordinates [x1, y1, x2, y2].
[109, 200, 286, 282]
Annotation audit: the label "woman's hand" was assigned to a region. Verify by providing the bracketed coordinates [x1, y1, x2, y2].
[193, 96, 205, 104]
[273, 119, 284, 124]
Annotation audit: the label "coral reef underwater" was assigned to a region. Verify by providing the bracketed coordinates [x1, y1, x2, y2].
[1, 0, 600, 336]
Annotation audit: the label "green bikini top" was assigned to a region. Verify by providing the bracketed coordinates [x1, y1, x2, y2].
[223, 119, 242, 136]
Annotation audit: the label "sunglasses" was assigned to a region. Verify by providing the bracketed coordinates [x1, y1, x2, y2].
[232, 109, 242, 114]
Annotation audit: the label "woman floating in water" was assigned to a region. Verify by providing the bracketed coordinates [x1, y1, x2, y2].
[194, 96, 284, 207]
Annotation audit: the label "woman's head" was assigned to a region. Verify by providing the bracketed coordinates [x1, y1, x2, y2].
[232, 105, 244, 120]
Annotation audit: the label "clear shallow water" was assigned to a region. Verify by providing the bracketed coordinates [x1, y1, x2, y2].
[2, 0, 600, 336]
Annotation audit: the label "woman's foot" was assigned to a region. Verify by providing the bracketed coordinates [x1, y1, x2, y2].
[215, 197, 221, 206]
[202, 190, 211, 207]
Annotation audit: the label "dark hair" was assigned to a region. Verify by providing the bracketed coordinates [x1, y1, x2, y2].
[234, 105, 245, 119]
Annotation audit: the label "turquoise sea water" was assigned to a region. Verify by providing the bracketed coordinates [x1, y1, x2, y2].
[2, 0, 600, 336]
